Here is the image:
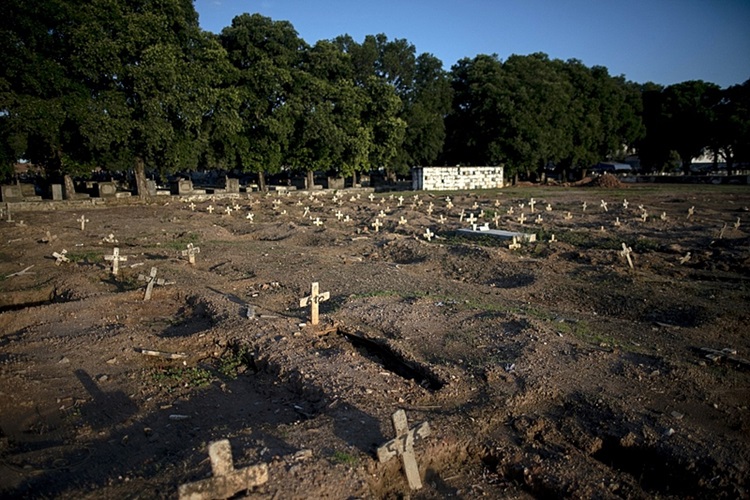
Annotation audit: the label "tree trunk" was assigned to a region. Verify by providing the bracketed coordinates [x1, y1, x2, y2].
[134, 156, 150, 200]
[306, 170, 314, 190]
[63, 174, 75, 200]
[352, 170, 358, 187]
[258, 170, 267, 192]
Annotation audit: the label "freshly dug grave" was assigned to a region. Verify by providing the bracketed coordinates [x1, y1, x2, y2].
[1, 184, 748, 499]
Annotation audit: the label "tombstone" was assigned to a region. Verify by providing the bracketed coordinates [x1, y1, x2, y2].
[53, 249, 70, 265]
[97, 182, 117, 198]
[1, 185, 23, 202]
[178, 439, 268, 500]
[619, 243, 634, 269]
[299, 282, 330, 326]
[181, 243, 200, 265]
[174, 179, 193, 196]
[104, 247, 128, 275]
[51, 184, 64, 201]
[146, 180, 158, 197]
[377, 410, 431, 490]
[225, 177, 240, 194]
[327, 177, 345, 190]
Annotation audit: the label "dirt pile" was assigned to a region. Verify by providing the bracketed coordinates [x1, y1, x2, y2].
[586, 173, 624, 188]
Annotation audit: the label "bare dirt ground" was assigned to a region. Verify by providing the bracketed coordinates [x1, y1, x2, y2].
[1, 181, 749, 499]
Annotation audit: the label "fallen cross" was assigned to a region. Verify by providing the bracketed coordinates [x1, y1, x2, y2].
[456, 228, 536, 243]
[5, 265, 34, 278]
[104, 247, 128, 275]
[178, 439, 269, 500]
[377, 409, 431, 490]
[299, 282, 330, 326]
[181, 243, 201, 265]
[53, 250, 70, 265]
[619, 243, 634, 269]
[138, 266, 173, 301]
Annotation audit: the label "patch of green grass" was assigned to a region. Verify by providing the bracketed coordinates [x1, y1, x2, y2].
[330, 450, 358, 465]
[217, 345, 253, 379]
[67, 251, 100, 263]
[164, 232, 200, 251]
[151, 365, 213, 388]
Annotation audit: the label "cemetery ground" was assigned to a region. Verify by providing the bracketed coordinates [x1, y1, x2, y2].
[0, 182, 749, 499]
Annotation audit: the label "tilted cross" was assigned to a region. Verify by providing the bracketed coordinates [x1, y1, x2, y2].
[493, 214, 501, 228]
[52, 249, 69, 265]
[299, 282, 330, 326]
[181, 243, 201, 265]
[582, 202, 588, 212]
[438, 215, 446, 225]
[377, 410, 431, 490]
[104, 247, 127, 275]
[77, 215, 89, 231]
[619, 243, 634, 269]
[246, 212, 254, 222]
[623, 199, 629, 209]
[600, 200, 608, 212]
[178, 439, 268, 500]
[687, 206, 695, 219]
[138, 266, 172, 301]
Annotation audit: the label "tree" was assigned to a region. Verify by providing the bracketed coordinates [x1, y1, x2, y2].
[661, 80, 721, 173]
[219, 14, 306, 190]
[712, 80, 750, 174]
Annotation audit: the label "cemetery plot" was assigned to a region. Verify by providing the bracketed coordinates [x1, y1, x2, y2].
[0, 184, 749, 499]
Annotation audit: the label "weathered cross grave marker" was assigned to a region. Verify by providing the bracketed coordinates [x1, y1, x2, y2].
[104, 247, 127, 275]
[77, 215, 89, 231]
[181, 243, 201, 265]
[41, 231, 58, 244]
[138, 267, 172, 301]
[189, 202, 196, 211]
[465, 213, 477, 226]
[371, 218, 383, 232]
[660, 211, 667, 221]
[518, 213, 526, 225]
[545, 203, 552, 212]
[687, 206, 695, 219]
[312, 217, 324, 227]
[398, 216, 407, 226]
[508, 236, 521, 250]
[614, 217, 621, 227]
[377, 409, 431, 490]
[177, 439, 268, 500]
[679, 252, 691, 264]
[534, 215, 543, 224]
[600, 200, 608, 212]
[582, 201, 588, 212]
[619, 243, 634, 269]
[623, 199, 629, 210]
[206, 205, 215, 214]
[299, 282, 330, 326]
[335, 210, 344, 221]
[53, 249, 69, 265]
[640, 211, 648, 222]
[438, 215, 446, 225]
[529, 198, 536, 212]
[423, 228, 434, 241]
[397, 196, 404, 206]
[224, 206, 233, 215]
[734, 217, 741, 230]
[245, 213, 254, 222]
[564, 211, 572, 220]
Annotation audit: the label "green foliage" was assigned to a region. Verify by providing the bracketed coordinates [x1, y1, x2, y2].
[330, 450, 358, 465]
[151, 365, 213, 389]
[217, 345, 253, 379]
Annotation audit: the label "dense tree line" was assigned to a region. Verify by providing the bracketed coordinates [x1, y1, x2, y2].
[1, 0, 748, 194]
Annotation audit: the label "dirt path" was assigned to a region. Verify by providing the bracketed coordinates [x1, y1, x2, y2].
[1, 184, 749, 498]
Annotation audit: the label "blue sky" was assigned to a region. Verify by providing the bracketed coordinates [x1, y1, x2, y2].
[194, 0, 750, 88]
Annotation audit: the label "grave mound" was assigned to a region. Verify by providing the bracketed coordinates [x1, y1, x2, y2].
[586, 174, 624, 189]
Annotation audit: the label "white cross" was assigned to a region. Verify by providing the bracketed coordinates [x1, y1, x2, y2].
[564, 212, 573, 220]
[178, 439, 268, 500]
[426, 203, 434, 215]
[719, 223, 727, 239]
[77, 215, 89, 231]
[313, 217, 324, 227]
[233, 203, 241, 211]
[478, 209, 485, 218]
[600, 200, 608, 212]
[206, 205, 215, 214]
[371, 219, 383, 232]
[506, 207, 514, 215]
[493, 214, 501, 228]
[105, 247, 127, 275]
[303, 207, 310, 217]
[660, 212, 667, 221]
[619, 243, 634, 269]
[438, 215, 446, 225]
[299, 282, 330, 326]
[623, 199, 629, 209]
[518, 213, 526, 225]
[181, 243, 201, 265]
[368, 193, 375, 202]
[138, 266, 172, 300]
[335, 210, 343, 220]
[466, 213, 477, 225]
[641, 211, 648, 222]
[535, 215, 543, 224]
[459, 209, 465, 222]
[378, 210, 387, 218]
[508, 236, 521, 250]
[398, 196, 404, 206]
[687, 206, 695, 219]
[734, 217, 741, 229]
[545, 204, 552, 212]
[189, 202, 196, 211]
[446, 201, 454, 210]
[679, 252, 691, 264]
[224, 206, 233, 215]
[472, 202, 479, 210]
[494, 199, 501, 208]
[614, 217, 621, 227]
[246, 213, 254, 222]
[582, 201, 588, 212]
[529, 198, 536, 212]
[377, 410, 431, 490]
[549, 234, 556, 242]
[53, 249, 69, 265]
[423, 228, 434, 241]
[398, 216, 407, 225]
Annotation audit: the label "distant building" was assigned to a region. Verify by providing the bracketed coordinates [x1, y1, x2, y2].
[412, 166, 504, 191]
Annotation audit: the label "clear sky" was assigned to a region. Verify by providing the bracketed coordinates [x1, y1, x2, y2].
[194, 0, 750, 88]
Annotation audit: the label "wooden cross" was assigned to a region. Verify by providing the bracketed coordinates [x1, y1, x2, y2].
[224, 206, 233, 215]
[423, 228, 434, 241]
[313, 217, 324, 227]
[614, 217, 621, 227]
[493, 214, 501, 228]
[104, 247, 127, 275]
[335, 210, 344, 221]
[299, 282, 330, 326]
[368, 193, 375, 202]
[623, 199, 629, 209]
[371, 219, 383, 232]
[138, 267, 172, 301]
[600, 200, 608, 212]
[398, 216, 407, 226]
[397, 196, 404, 206]
[619, 243, 634, 269]
[77, 215, 89, 231]
[377, 410, 431, 490]
[438, 215, 446, 225]
[517, 213, 526, 225]
[245, 213, 254, 222]
[564, 212, 573, 220]
[465, 213, 477, 225]
[529, 198, 536, 212]
[679, 252, 691, 265]
[719, 223, 727, 239]
[303, 206, 310, 217]
[206, 205, 215, 214]
[582, 201, 588, 212]
[52, 249, 69, 265]
[426, 204, 433, 216]
[181, 243, 201, 265]
[459, 209, 465, 222]
[508, 236, 521, 250]
[687, 206, 695, 219]
[545, 203, 552, 212]
[178, 439, 268, 500]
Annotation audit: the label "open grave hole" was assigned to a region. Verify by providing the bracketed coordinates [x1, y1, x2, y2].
[0, 285, 75, 313]
[337, 326, 444, 391]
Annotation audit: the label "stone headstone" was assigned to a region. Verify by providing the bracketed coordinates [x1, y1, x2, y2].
[51, 184, 64, 201]
[174, 179, 193, 195]
[97, 182, 117, 198]
[225, 177, 240, 194]
[1, 185, 23, 203]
